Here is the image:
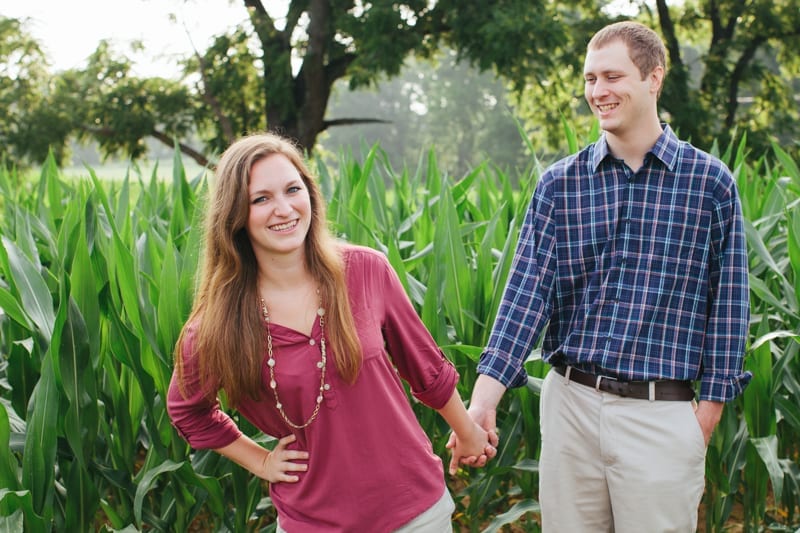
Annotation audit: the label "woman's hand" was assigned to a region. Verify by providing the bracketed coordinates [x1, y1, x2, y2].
[261, 434, 309, 483]
[446, 420, 497, 475]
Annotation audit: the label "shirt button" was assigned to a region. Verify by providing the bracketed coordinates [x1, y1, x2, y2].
[309, 339, 316, 346]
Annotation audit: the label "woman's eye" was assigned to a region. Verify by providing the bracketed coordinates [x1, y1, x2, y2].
[288, 186, 302, 193]
[252, 196, 268, 204]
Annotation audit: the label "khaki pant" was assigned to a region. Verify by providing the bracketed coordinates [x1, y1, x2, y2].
[276, 488, 454, 533]
[394, 488, 454, 533]
[539, 369, 706, 532]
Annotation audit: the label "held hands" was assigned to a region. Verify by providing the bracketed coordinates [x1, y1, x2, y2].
[446, 405, 499, 475]
[261, 434, 309, 483]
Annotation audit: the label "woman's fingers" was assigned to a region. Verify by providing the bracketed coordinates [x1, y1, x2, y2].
[268, 434, 309, 483]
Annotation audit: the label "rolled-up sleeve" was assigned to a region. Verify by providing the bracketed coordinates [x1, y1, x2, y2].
[167, 328, 243, 449]
[374, 252, 459, 409]
[701, 180, 751, 401]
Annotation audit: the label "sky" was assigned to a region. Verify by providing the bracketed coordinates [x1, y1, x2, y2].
[1, 0, 266, 78]
[4, 0, 640, 78]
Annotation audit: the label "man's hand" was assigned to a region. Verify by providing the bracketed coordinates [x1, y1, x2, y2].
[446, 375, 505, 473]
[694, 400, 724, 446]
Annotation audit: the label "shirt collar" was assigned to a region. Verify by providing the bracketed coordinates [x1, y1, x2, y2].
[591, 124, 679, 172]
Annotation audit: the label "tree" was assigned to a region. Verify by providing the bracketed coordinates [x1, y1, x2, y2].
[3, 0, 799, 168]
[0, 17, 61, 164]
[663, 0, 800, 150]
[2, 0, 567, 167]
[514, 0, 800, 156]
[320, 49, 530, 177]
[189, 0, 567, 156]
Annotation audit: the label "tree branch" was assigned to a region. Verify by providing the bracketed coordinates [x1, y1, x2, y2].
[185, 32, 235, 145]
[655, 0, 684, 74]
[285, 0, 305, 41]
[81, 124, 210, 167]
[149, 129, 210, 167]
[725, 36, 765, 130]
[709, 0, 722, 43]
[322, 118, 392, 131]
[324, 53, 357, 86]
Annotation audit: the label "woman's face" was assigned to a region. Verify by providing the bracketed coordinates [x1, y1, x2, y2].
[245, 153, 312, 260]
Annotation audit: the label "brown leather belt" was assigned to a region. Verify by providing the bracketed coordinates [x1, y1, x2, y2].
[553, 365, 695, 401]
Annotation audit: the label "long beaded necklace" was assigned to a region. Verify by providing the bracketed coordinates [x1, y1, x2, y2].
[260, 296, 329, 429]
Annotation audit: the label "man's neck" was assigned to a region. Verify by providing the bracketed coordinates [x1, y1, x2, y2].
[605, 120, 664, 172]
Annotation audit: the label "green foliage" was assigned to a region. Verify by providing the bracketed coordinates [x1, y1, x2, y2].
[321, 50, 532, 178]
[514, 0, 800, 158]
[0, 131, 799, 531]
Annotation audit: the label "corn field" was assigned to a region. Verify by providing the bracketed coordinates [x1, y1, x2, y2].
[0, 134, 799, 532]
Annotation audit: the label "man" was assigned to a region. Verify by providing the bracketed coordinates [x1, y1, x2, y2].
[460, 21, 750, 532]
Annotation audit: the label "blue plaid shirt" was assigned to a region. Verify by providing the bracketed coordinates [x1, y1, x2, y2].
[478, 125, 751, 402]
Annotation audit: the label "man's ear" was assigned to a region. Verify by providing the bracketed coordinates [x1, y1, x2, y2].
[650, 65, 665, 95]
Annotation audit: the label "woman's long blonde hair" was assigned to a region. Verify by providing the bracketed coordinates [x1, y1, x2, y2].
[175, 132, 362, 407]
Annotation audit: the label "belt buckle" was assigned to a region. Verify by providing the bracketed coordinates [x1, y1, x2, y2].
[595, 373, 616, 393]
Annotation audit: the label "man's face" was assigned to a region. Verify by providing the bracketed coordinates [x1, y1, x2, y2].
[583, 40, 661, 136]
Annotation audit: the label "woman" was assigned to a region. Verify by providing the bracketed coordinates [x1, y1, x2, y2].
[167, 132, 494, 532]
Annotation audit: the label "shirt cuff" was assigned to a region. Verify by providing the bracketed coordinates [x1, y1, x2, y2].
[411, 356, 459, 410]
[699, 370, 752, 402]
[476, 358, 528, 389]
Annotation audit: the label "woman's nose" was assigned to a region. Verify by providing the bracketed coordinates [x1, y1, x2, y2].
[272, 195, 292, 215]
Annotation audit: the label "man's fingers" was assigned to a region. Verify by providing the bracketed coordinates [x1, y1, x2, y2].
[448, 449, 462, 475]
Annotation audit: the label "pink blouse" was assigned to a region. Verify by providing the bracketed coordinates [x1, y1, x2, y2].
[167, 245, 459, 532]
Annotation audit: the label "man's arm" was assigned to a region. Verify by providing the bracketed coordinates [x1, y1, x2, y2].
[467, 374, 508, 432]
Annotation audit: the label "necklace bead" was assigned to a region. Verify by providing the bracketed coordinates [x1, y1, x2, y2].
[260, 295, 328, 429]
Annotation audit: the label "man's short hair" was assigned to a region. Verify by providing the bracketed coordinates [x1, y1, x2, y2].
[588, 21, 667, 80]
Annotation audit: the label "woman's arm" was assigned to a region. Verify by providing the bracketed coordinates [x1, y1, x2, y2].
[215, 434, 309, 483]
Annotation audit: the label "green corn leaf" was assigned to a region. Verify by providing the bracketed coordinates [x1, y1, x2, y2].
[772, 141, 800, 190]
[57, 297, 97, 468]
[157, 233, 182, 362]
[11, 205, 44, 272]
[480, 498, 540, 533]
[749, 330, 800, 352]
[34, 152, 59, 230]
[750, 435, 784, 508]
[69, 216, 101, 357]
[432, 184, 472, 340]
[774, 394, 800, 434]
[0, 236, 55, 343]
[0, 490, 47, 531]
[133, 460, 184, 526]
[21, 355, 59, 519]
[0, 406, 20, 491]
[743, 318, 776, 438]
[560, 113, 579, 154]
[748, 274, 796, 317]
[64, 460, 99, 532]
[788, 207, 800, 305]
[0, 286, 32, 330]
